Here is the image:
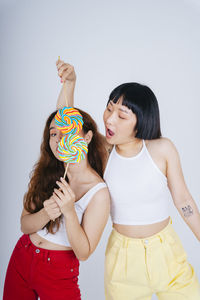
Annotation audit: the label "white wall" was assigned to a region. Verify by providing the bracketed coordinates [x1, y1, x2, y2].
[0, 0, 200, 299]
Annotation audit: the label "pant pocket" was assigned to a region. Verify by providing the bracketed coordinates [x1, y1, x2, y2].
[161, 232, 189, 285]
[105, 239, 122, 282]
[166, 233, 187, 264]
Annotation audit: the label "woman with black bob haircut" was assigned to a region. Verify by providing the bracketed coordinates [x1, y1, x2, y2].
[57, 61, 200, 300]
[108, 82, 161, 140]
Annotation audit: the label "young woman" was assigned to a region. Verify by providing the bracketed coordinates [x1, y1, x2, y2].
[57, 61, 200, 299]
[3, 101, 110, 298]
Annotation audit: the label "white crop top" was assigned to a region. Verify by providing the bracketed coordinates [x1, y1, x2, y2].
[104, 140, 172, 225]
[37, 182, 107, 246]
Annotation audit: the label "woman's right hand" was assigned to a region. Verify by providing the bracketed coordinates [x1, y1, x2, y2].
[43, 197, 62, 221]
[56, 60, 76, 83]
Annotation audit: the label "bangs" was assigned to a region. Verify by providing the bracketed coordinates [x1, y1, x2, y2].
[106, 82, 161, 140]
[107, 94, 136, 114]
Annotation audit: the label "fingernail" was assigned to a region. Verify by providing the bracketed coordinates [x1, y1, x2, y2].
[61, 79, 63, 83]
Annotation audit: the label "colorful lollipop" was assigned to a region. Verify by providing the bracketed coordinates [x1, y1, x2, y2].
[55, 107, 83, 135]
[58, 133, 88, 164]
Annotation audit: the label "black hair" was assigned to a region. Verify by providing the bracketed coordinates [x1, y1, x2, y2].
[107, 82, 162, 139]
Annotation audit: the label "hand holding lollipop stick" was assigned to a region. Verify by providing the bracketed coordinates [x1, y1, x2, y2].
[56, 57, 85, 179]
[57, 57, 84, 179]
[58, 56, 71, 106]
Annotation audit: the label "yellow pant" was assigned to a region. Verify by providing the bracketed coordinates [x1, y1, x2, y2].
[105, 218, 200, 299]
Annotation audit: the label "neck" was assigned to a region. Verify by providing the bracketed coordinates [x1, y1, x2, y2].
[64, 158, 91, 182]
[115, 138, 143, 156]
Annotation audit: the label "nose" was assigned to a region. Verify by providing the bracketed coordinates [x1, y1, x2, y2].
[56, 131, 63, 143]
[106, 111, 116, 126]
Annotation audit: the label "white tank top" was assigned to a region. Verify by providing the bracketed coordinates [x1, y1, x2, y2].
[104, 140, 172, 225]
[37, 182, 107, 246]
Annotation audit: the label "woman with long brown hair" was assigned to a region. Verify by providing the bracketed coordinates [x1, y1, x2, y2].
[3, 103, 110, 298]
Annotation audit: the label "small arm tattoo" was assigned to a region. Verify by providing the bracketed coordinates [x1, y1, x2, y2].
[181, 205, 193, 217]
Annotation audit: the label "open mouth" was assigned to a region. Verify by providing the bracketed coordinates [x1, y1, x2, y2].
[106, 128, 115, 138]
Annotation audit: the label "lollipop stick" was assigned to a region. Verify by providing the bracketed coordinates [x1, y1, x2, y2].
[64, 163, 69, 179]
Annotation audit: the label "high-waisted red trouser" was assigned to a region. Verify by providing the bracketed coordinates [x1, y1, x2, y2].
[3, 234, 81, 300]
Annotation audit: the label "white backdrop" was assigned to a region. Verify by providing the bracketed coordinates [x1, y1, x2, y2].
[0, 0, 200, 299]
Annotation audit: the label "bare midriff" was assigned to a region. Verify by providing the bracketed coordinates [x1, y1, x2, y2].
[29, 233, 73, 251]
[113, 216, 170, 238]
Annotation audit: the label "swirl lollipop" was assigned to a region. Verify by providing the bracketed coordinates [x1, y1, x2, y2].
[55, 107, 83, 135]
[58, 134, 88, 178]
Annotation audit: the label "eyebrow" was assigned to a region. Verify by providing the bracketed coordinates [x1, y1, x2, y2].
[119, 108, 129, 114]
[109, 101, 129, 114]
[49, 127, 55, 130]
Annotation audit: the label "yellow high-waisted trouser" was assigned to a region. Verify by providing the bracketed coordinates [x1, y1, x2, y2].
[105, 218, 200, 299]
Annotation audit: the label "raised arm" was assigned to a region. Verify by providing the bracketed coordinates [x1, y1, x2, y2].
[164, 138, 200, 241]
[53, 178, 110, 260]
[56, 60, 76, 109]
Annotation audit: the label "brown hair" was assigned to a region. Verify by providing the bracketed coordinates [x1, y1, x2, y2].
[24, 109, 106, 233]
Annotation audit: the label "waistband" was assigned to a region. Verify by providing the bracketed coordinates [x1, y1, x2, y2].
[111, 217, 176, 248]
[18, 234, 79, 266]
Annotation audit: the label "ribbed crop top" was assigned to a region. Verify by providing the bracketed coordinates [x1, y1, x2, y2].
[103, 140, 172, 225]
[37, 182, 107, 246]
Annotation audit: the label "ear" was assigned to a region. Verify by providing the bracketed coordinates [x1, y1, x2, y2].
[133, 121, 138, 134]
[84, 130, 93, 145]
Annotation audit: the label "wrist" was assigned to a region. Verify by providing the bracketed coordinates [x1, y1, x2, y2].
[63, 206, 76, 219]
[41, 208, 51, 223]
[64, 78, 76, 87]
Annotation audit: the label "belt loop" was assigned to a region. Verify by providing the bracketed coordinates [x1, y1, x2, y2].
[158, 234, 163, 243]
[47, 250, 52, 263]
[46, 250, 50, 263]
[125, 239, 129, 278]
[123, 237, 129, 249]
[123, 237, 126, 248]
[25, 235, 32, 249]
[42, 249, 47, 262]
[142, 239, 146, 248]
[127, 239, 129, 249]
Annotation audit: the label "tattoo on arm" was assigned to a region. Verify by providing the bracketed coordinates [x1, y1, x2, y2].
[181, 205, 193, 217]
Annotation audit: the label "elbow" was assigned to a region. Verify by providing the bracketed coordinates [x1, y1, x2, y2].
[20, 218, 27, 234]
[174, 197, 193, 210]
[20, 223, 34, 235]
[78, 255, 90, 261]
[21, 227, 27, 234]
[173, 192, 193, 208]
[20, 225, 29, 234]
[77, 250, 92, 261]
[78, 256, 88, 261]
[20, 221, 26, 234]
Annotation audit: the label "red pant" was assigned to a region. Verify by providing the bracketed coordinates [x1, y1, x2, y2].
[3, 234, 81, 300]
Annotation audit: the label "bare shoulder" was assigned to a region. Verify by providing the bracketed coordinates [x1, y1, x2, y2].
[86, 184, 111, 210]
[93, 184, 110, 201]
[145, 137, 177, 157]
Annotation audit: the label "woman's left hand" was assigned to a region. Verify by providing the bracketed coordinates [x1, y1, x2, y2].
[52, 178, 76, 216]
[56, 60, 76, 83]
